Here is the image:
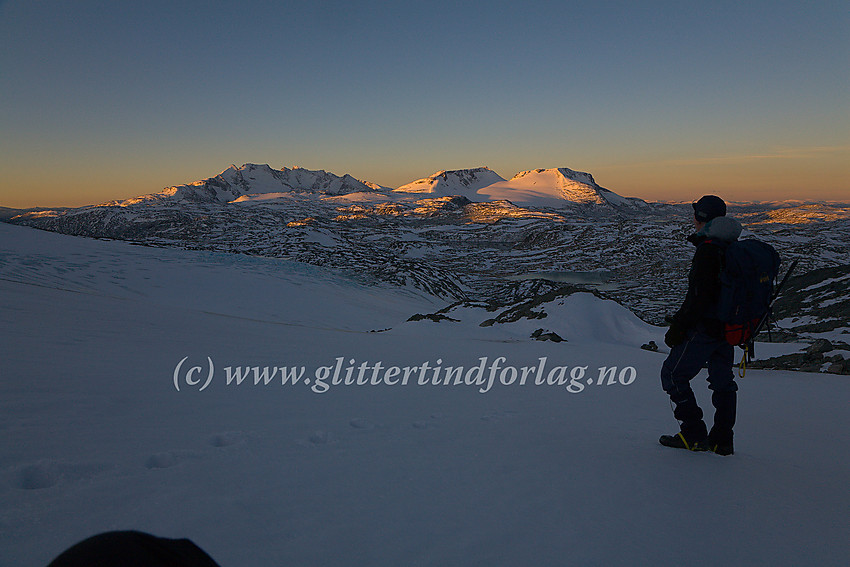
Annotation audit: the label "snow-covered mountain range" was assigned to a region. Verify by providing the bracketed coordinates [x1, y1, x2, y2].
[477, 167, 652, 209]
[90, 163, 649, 210]
[104, 164, 378, 206]
[394, 167, 507, 200]
[4, 163, 849, 358]
[393, 166, 652, 209]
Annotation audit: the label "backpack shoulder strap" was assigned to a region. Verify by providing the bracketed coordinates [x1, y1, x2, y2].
[700, 237, 729, 268]
[702, 237, 731, 249]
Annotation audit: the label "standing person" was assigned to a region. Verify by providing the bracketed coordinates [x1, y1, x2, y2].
[659, 195, 742, 456]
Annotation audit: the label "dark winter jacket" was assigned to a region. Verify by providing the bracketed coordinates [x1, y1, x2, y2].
[672, 216, 743, 338]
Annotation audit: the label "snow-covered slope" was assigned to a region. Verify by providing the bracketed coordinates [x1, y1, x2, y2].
[394, 167, 507, 200]
[477, 167, 649, 209]
[2, 223, 848, 566]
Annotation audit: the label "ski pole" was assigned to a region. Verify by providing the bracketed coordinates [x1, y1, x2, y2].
[753, 259, 798, 340]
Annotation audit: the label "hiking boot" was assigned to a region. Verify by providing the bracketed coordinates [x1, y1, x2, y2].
[659, 432, 707, 452]
[699, 438, 734, 456]
[702, 428, 734, 456]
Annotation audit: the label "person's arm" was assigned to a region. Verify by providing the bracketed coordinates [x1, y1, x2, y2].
[666, 244, 722, 345]
[676, 244, 722, 327]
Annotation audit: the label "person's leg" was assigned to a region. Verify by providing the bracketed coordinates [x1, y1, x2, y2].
[706, 342, 737, 453]
[660, 331, 714, 442]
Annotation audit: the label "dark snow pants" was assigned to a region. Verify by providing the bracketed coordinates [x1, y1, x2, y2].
[660, 327, 737, 443]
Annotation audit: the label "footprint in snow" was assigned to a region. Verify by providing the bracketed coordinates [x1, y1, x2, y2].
[209, 431, 246, 447]
[294, 429, 338, 447]
[412, 414, 442, 429]
[348, 418, 377, 430]
[481, 410, 520, 422]
[308, 430, 337, 445]
[144, 450, 201, 469]
[16, 462, 60, 490]
[13, 460, 111, 490]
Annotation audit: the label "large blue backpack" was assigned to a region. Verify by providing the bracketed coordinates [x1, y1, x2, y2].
[710, 238, 782, 346]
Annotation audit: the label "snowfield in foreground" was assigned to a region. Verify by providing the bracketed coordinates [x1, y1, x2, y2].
[1, 223, 848, 566]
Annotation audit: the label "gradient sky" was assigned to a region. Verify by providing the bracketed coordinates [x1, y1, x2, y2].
[1, 0, 848, 208]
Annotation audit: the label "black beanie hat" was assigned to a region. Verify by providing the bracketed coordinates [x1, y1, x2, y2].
[693, 195, 726, 222]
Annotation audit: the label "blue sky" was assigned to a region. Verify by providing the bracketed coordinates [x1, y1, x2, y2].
[1, 0, 847, 207]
